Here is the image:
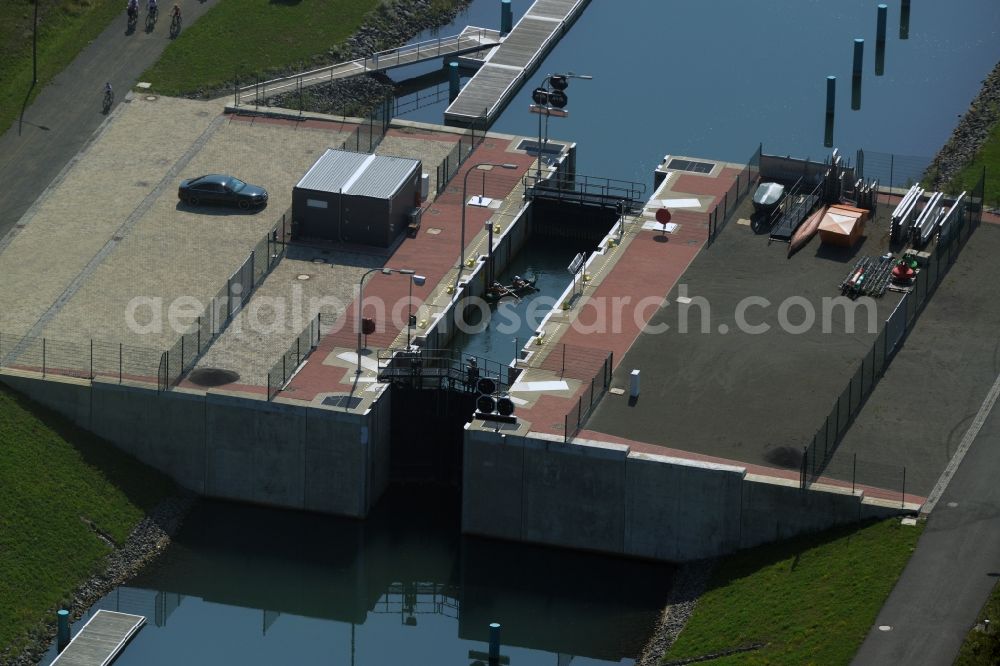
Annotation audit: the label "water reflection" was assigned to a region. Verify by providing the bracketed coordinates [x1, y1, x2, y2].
[43, 488, 672, 665]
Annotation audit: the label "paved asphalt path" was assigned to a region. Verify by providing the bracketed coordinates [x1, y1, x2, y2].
[0, 0, 218, 239]
[853, 376, 1000, 665]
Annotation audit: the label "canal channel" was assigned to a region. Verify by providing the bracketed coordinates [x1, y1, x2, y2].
[40, 1, 1000, 662]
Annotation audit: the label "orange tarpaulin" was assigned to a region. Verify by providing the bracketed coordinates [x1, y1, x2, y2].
[818, 204, 869, 247]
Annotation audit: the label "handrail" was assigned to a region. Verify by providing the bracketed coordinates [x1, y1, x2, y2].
[235, 28, 498, 104]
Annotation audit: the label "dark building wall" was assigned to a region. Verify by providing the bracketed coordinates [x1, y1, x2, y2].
[292, 168, 421, 247]
[293, 187, 343, 241]
[341, 195, 391, 246]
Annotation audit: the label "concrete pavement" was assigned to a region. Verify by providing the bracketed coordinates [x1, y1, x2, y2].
[0, 0, 218, 240]
[849, 225, 1000, 665]
[852, 376, 1000, 665]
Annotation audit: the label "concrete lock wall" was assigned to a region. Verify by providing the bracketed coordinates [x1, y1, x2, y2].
[0, 370, 378, 518]
[462, 428, 907, 562]
[418, 202, 530, 351]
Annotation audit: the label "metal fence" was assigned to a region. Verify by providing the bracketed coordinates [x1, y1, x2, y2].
[801, 169, 986, 493]
[232, 29, 496, 107]
[337, 93, 393, 155]
[0, 332, 162, 385]
[266, 314, 323, 400]
[707, 143, 761, 243]
[563, 351, 613, 443]
[855, 149, 932, 192]
[158, 221, 287, 391]
[435, 112, 487, 196]
[376, 348, 512, 393]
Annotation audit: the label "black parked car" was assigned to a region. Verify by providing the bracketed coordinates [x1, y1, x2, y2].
[178, 174, 268, 209]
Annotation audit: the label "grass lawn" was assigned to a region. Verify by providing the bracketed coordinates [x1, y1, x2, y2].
[0, 0, 124, 136]
[0, 383, 175, 656]
[947, 117, 1000, 211]
[954, 580, 1000, 665]
[662, 519, 922, 666]
[141, 0, 382, 96]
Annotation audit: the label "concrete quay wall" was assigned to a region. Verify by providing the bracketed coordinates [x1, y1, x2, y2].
[1, 370, 382, 518]
[462, 428, 907, 562]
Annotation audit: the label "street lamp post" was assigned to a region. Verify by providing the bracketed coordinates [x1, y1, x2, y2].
[357, 267, 415, 375]
[459, 162, 517, 278]
[407, 274, 426, 349]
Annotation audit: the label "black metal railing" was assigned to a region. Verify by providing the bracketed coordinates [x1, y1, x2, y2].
[707, 143, 761, 244]
[523, 173, 646, 211]
[435, 111, 488, 196]
[563, 351, 613, 443]
[376, 348, 512, 393]
[800, 169, 985, 497]
[158, 219, 287, 391]
[266, 314, 323, 400]
[1, 332, 162, 385]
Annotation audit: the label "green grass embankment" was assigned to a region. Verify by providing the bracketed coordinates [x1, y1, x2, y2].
[0, 383, 174, 656]
[954, 580, 1000, 665]
[948, 117, 1000, 211]
[141, 0, 381, 96]
[662, 519, 922, 666]
[0, 0, 124, 136]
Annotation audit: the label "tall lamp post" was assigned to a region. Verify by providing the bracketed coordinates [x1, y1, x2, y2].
[407, 274, 426, 348]
[460, 162, 517, 277]
[357, 267, 416, 375]
[529, 72, 592, 181]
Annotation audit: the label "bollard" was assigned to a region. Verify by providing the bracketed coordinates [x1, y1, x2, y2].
[629, 369, 640, 398]
[875, 4, 887, 75]
[448, 61, 460, 102]
[824, 76, 836, 147]
[900, 0, 910, 40]
[489, 622, 501, 664]
[500, 0, 513, 36]
[57, 609, 70, 652]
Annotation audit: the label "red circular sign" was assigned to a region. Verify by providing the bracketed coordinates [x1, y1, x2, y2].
[655, 208, 672, 225]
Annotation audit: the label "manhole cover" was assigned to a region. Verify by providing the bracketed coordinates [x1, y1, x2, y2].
[878, 625, 892, 632]
[763, 446, 802, 469]
[312, 258, 325, 264]
[297, 274, 310, 281]
[947, 501, 959, 508]
[135, 181, 149, 187]
[145, 96, 157, 101]
[188, 368, 240, 387]
[426, 228, 442, 235]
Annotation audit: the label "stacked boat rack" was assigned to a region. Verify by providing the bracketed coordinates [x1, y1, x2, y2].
[839, 253, 895, 298]
[890, 184, 967, 247]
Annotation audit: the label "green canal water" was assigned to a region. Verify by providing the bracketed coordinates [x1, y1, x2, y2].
[41, 489, 673, 665]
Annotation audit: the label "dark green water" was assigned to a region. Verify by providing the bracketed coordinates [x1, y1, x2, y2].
[450, 235, 594, 366]
[42, 490, 673, 665]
